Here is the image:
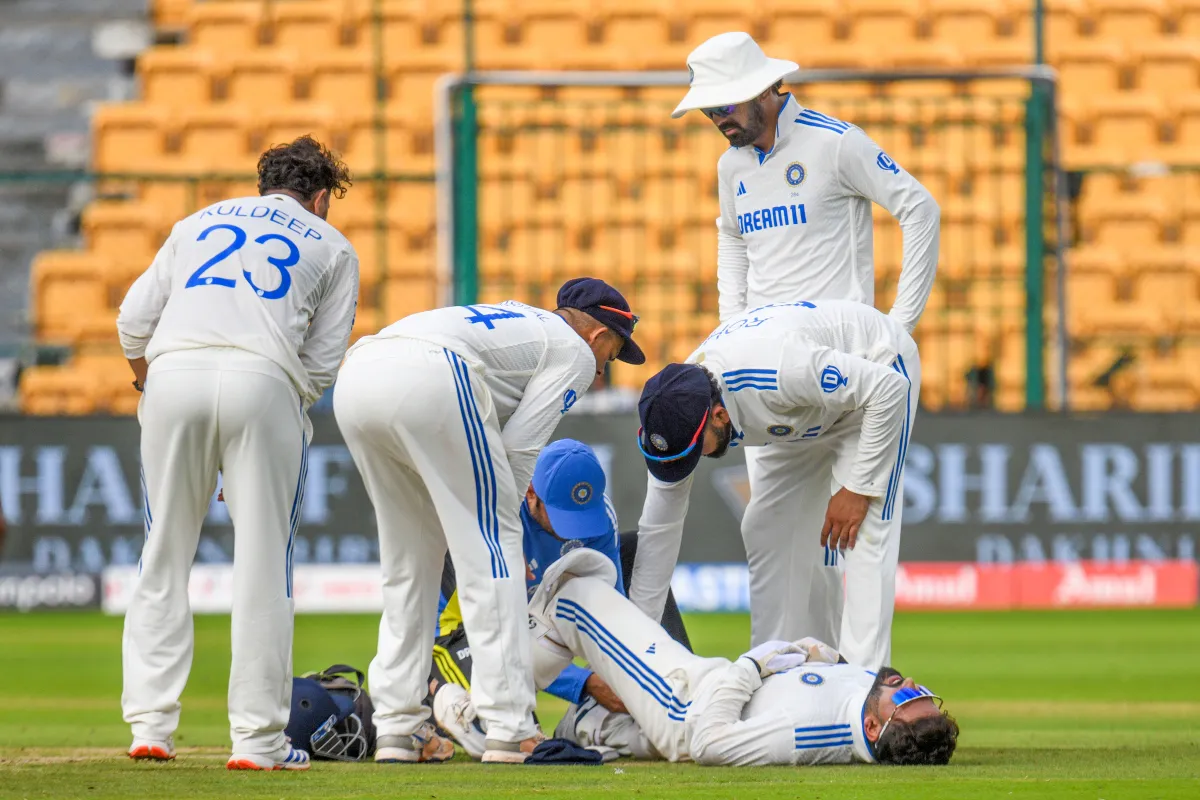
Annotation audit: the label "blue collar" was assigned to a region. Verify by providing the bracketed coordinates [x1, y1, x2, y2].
[753, 93, 795, 165]
[521, 499, 566, 543]
[860, 699, 878, 761]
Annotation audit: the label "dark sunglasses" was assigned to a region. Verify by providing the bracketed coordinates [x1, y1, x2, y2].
[702, 104, 739, 120]
[599, 304, 639, 330]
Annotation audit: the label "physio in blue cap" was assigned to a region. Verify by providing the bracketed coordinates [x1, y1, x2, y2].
[433, 439, 625, 711]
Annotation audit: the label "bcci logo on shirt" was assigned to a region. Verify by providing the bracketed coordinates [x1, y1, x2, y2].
[767, 424, 794, 437]
[820, 365, 848, 393]
[785, 162, 806, 186]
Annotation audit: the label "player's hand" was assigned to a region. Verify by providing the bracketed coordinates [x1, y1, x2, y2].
[740, 640, 805, 678]
[821, 488, 870, 551]
[584, 673, 628, 714]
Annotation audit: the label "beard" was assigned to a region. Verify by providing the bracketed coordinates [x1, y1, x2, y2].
[720, 101, 768, 148]
[866, 667, 905, 714]
[705, 418, 735, 460]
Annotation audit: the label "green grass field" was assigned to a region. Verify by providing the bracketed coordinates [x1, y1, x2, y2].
[1, 609, 1198, 799]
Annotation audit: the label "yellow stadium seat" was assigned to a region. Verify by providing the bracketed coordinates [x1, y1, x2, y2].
[1181, 0, 1200, 37]
[1081, 192, 1170, 249]
[382, 277, 439, 321]
[520, 8, 590, 57]
[1088, 95, 1166, 161]
[1013, 0, 1088, 48]
[139, 47, 212, 109]
[1167, 93, 1200, 153]
[92, 104, 171, 172]
[19, 366, 99, 416]
[1055, 39, 1129, 98]
[302, 50, 377, 109]
[260, 104, 336, 154]
[153, 0, 192, 30]
[928, 0, 1007, 42]
[271, 0, 347, 51]
[81, 201, 168, 260]
[187, 1, 265, 53]
[219, 50, 298, 108]
[843, 0, 923, 48]
[597, 1, 672, 50]
[1091, 0, 1170, 45]
[1132, 39, 1200, 99]
[880, 43, 965, 96]
[31, 252, 112, 342]
[177, 106, 256, 171]
[1137, 270, 1200, 325]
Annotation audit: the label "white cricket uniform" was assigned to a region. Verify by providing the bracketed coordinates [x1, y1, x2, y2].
[333, 301, 597, 742]
[703, 97, 938, 662]
[530, 573, 878, 766]
[116, 193, 359, 754]
[631, 300, 921, 667]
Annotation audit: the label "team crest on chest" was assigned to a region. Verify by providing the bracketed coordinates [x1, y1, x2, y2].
[800, 672, 825, 686]
[767, 424, 794, 437]
[785, 162, 806, 186]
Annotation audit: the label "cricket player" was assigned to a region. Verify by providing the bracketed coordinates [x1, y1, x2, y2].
[334, 278, 644, 764]
[632, 300, 920, 668]
[446, 550, 959, 766]
[117, 136, 359, 770]
[659, 32, 939, 652]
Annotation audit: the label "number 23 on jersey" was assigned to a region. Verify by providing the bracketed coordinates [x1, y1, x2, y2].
[185, 223, 301, 300]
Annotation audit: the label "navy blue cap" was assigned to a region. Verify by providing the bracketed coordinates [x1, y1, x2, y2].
[557, 277, 646, 365]
[637, 363, 713, 483]
[532, 439, 611, 541]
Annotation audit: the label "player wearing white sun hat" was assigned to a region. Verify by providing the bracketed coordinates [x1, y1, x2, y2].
[638, 32, 940, 657]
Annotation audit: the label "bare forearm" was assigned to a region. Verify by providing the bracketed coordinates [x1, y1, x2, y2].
[128, 357, 148, 388]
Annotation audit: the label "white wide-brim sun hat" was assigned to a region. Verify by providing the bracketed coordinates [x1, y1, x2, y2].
[672, 32, 799, 119]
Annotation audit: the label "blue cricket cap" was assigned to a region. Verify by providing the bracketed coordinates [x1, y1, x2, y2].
[532, 439, 610, 541]
[637, 363, 713, 483]
[557, 277, 646, 365]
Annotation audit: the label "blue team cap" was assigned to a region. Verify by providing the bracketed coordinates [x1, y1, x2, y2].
[556, 277, 646, 365]
[637, 363, 713, 483]
[532, 439, 611, 541]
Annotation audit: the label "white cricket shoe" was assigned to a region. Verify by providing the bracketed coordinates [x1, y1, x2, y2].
[128, 737, 175, 761]
[226, 743, 311, 771]
[432, 683, 486, 760]
[374, 723, 456, 763]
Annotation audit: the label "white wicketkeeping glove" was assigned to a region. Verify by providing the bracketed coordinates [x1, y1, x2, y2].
[739, 640, 807, 678]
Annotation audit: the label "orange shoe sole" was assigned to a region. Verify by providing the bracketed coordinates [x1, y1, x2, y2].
[226, 758, 310, 771]
[128, 745, 174, 761]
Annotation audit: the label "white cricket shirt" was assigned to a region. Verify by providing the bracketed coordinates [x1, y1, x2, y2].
[715, 94, 939, 331]
[347, 301, 598, 495]
[689, 660, 878, 766]
[117, 194, 360, 409]
[629, 300, 915, 621]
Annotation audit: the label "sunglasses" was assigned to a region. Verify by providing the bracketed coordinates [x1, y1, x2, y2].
[702, 104, 739, 120]
[637, 408, 709, 463]
[599, 304, 639, 329]
[877, 685, 944, 742]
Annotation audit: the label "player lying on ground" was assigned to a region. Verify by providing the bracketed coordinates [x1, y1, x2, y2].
[334, 278, 644, 763]
[441, 550, 958, 766]
[427, 440, 693, 755]
[631, 299, 921, 669]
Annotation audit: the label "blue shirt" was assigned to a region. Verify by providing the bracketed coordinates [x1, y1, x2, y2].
[437, 497, 624, 704]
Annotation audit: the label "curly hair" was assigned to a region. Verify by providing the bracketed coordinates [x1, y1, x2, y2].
[696, 365, 724, 407]
[257, 135, 352, 200]
[875, 712, 960, 766]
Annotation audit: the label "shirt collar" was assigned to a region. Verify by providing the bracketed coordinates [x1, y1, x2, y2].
[752, 92, 798, 165]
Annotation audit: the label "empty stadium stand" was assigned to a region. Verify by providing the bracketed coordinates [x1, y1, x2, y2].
[17, 0, 1200, 412]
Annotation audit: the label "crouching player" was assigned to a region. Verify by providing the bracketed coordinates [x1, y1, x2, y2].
[468, 550, 957, 766]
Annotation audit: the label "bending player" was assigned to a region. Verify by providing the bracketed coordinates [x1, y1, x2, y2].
[335, 278, 644, 763]
[117, 137, 359, 770]
[631, 299, 920, 669]
[447, 551, 958, 766]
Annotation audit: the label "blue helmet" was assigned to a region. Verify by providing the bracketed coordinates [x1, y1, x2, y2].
[286, 664, 376, 761]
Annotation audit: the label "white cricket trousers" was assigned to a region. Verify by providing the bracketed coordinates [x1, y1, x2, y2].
[122, 348, 306, 755]
[741, 339, 922, 668]
[333, 337, 536, 743]
[531, 575, 725, 762]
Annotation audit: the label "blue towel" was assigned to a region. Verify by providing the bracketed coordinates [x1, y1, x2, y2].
[523, 738, 603, 765]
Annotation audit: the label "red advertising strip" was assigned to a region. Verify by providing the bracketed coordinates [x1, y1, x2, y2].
[895, 560, 1199, 610]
